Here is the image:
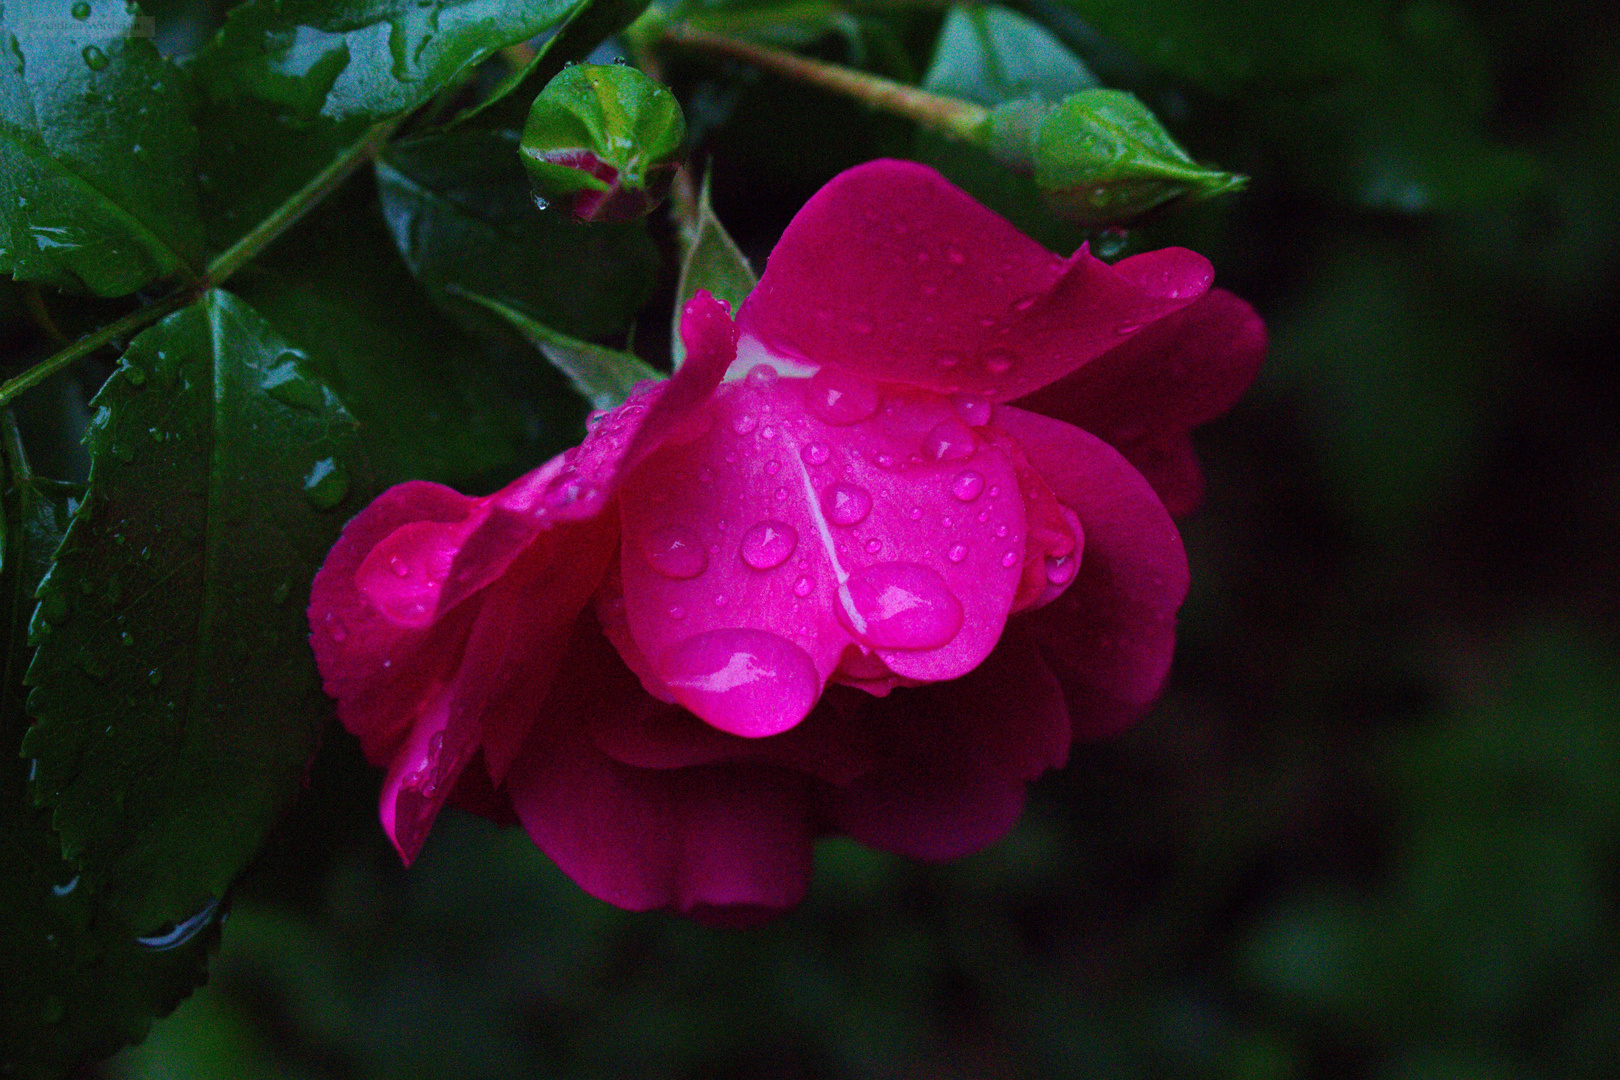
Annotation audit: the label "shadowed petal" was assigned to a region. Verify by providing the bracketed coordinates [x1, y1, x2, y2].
[993, 407, 1189, 740]
[1014, 288, 1265, 515]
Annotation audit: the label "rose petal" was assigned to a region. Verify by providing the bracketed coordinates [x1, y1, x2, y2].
[617, 374, 1025, 735]
[1013, 288, 1265, 515]
[508, 726, 814, 918]
[992, 407, 1189, 739]
[815, 625, 1070, 860]
[736, 159, 1212, 402]
[309, 481, 481, 766]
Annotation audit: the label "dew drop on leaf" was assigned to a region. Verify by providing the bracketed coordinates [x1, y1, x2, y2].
[81, 45, 109, 71]
[302, 458, 350, 510]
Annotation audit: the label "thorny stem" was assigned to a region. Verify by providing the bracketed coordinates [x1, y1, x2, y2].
[662, 22, 990, 141]
[0, 115, 404, 409]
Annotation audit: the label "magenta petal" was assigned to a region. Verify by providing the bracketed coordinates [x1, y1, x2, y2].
[735, 159, 1211, 402]
[816, 625, 1070, 860]
[617, 376, 1026, 732]
[508, 726, 814, 917]
[1014, 288, 1265, 514]
[993, 407, 1189, 739]
[309, 481, 480, 766]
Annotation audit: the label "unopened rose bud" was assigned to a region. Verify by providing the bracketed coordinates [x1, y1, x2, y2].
[1030, 90, 1246, 226]
[520, 64, 686, 223]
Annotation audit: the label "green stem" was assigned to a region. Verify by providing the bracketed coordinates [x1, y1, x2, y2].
[663, 22, 989, 140]
[0, 115, 405, 409]
[204, 115, 404, 283]
[0, 291, 190, 407]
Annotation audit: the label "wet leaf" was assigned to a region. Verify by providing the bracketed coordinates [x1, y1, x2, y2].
[671, 169, 755, 368]
[0, 418, 217, 1080]
[234, 193, 536, 487]
[454, 0, 654, 131]
[190, 0, 583, 124]
[0, 2, 204, 296]
[185, 0, 587, 252]
[378, 127, 660, 340]
[21, 291, 374, 933]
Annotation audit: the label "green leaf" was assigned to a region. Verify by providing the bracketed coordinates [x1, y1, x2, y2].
[1, 418, 218, 1080]
[233, 192, 537, 486]
[922, 3, 1098, 108]
[671, 170, 755, 368]
[377, 127, 660, 340]
[185, 0, 587, 252]
[454, 0, 654, 131]
[1, 1, 205, 296]
[190, 0, 583, 124]
[454, 286, 660, 410]
[20, 290, 374, 933]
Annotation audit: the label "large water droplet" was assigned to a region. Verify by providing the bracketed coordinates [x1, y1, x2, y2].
[263, 356, 324, 410]
[745, 363, 778, 389]
[739, 520, 797, 570]
[81, 45, 109, 71]
[643, 526, 708, 579]
[953, 394, 992, 427]
[950, 470, 984, 501]
[801, 442, 830, 466]
[922, 417, 976, 462]
[821, 482, 872, 526]
[303, 458, 350, 510]
[947, 543, 968, 563]
[805, 367, 879, 426]
[793, 575, 814, 597]
[863, 537, 883, 554]
[1045, 553, 1078, 586]
[836, 563, 963, 650]
[660, 628, 820, 737]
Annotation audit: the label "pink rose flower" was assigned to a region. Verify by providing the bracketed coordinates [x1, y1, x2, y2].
[308, 159, 1264, 923]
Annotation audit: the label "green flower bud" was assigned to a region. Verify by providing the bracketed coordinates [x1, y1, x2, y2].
[1031, 89, 1246, 226]
[521, 64, 686, 223]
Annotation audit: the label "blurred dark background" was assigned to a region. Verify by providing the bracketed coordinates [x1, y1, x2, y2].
[75, 0, 1620, 1076]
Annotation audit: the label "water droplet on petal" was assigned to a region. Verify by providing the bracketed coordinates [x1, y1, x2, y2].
[643, 526, 708, 579]
[388, 555, 410, 577]
[585, 409, 610, 430]
[805, 367, 879, 426]
[1001, 551, 1019, 567]
[1012, 292, 1040, 312]
[936, 352, 963, 371]
[745, 363, 778, 389]
[922, 417, 976, 462]
[668, 605, 686, 620]
[761, 424, 778, 441]
[947, 543, 968, 563]
[801, 442, 830, 466]
[995, 523, 1010, 539]
[908, 506, 923, 521]
[731, 412, 758, 435]
[946, 246, 966, 265]
[982, 349, 1014, 375]
[740, 520, 798, 570]
[953, 394, 992, 427]
[793, 575, 813, 597]
[660, 628, 820, 737]
[1045, 554, 1077, 586]
[950, 470, 984, 501]
[764, 460, 780, 476]
[836, 563, 963, 650]
[821, 482, 872, 526]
